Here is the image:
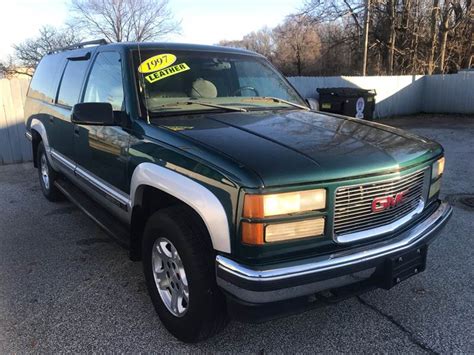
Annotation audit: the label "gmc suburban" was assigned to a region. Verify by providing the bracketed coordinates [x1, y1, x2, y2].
[24, 40, 452, 342]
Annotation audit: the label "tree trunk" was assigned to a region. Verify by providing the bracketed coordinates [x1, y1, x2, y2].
[439, 26, 449, 74]
[428, 0, 440, 74]
[362, 0, 371, 76]
[387, 0, 397, 75]
[439, 0, 454, 74]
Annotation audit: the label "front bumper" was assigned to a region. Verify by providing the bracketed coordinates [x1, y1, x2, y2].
[216, 201, 452, 305]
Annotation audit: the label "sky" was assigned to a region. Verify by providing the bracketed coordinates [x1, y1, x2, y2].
[0, 0, 301, 61]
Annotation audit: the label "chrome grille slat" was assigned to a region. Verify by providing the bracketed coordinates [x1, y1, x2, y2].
[336, 187, 422, 214]
[335, 180, 423, 204]
[336, 199, 419, 224]
[335, 197, 420, 223]
[335, 201, 419, 228]
[336, 204, 420, 234]
[335, 188, 422, 214]
[335, 185, 423, 207]
[336, 171, 425, 194]
[336, 186, 422, 212]
[338, 211, 417, 234]
[334, 169, 426, 239]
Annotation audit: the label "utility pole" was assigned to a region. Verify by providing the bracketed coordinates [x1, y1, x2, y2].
[362, 0, 371, 76]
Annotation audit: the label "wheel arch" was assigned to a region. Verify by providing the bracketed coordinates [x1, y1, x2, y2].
[29, 118, 55, 169]
[129, 163, 232, 259]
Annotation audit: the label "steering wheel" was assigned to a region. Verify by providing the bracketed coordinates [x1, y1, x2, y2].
[232, 86, 260, 97]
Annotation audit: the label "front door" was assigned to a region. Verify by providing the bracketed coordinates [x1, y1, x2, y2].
[73, 51, 131, 211]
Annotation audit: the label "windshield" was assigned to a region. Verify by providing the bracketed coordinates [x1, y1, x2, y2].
[133, 50, 307, 114]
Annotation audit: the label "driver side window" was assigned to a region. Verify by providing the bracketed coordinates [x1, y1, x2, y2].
[235, 60, 290, 98]
[83, 52, 124, 110]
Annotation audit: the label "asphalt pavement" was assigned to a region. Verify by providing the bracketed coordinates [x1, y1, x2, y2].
[0, 114, 472, 353]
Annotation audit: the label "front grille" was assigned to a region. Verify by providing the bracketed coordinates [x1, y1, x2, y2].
[334, 169, 426, 239]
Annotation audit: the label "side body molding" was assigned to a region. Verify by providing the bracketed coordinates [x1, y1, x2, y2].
[130, 163, 231, 253]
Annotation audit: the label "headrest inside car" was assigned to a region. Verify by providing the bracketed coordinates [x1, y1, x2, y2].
[191, 78, 218, 98]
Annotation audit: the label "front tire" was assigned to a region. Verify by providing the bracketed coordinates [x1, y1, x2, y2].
[142, 206, 228, 342]
[36, 141, 62, 201]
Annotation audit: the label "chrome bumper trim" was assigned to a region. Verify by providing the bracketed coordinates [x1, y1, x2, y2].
[217, 201, 452, 283]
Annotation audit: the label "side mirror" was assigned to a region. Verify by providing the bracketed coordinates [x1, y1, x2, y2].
[71, 102, 117, 126]
[306, 98, 319, 111]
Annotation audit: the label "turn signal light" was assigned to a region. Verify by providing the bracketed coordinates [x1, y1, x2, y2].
[241, 222, 264, 245]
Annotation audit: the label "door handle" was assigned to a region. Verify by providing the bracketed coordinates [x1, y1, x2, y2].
[74, 127, 80, 136]
[49, 116, 54, 123]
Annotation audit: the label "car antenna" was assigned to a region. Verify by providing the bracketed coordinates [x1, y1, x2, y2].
[137, 41, 151, 124]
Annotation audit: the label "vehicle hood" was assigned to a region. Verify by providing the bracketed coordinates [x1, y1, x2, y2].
[155, 110, 442, 187]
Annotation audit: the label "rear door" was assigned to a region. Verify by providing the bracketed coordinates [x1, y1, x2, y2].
[73, 50, 130, 199]
[49, 54, 90, 166]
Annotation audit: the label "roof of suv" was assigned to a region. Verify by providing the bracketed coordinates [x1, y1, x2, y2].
[48, 41, 261, 58]
[114, 42, 260, 56]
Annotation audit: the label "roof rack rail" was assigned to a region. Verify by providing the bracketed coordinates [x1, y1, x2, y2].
[48, 39, 108, 54]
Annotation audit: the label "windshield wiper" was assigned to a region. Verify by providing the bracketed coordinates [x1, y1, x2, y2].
[245, 97, 310, 111]
[153, 100, 247, 112]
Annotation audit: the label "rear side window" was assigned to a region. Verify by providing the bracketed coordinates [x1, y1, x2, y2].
[83, 52, 124, 110]
[57, 59, 89, 107]
[28, 55, 63, 103]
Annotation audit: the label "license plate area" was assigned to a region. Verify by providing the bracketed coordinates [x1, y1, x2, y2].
[381, 246, 427, 289]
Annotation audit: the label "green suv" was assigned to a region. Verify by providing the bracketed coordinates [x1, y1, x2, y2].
[24, 40, 452, 342]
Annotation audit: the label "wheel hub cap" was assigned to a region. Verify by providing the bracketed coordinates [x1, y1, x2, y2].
[152, 237, 189, 317]
[40, 154, 50, 190]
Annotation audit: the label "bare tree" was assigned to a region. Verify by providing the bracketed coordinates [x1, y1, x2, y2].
[1, 25, 81, 76]
[273, 16, 321, 75]
[220, 0, 472, 76]
[301, 0, 366, 74]
[428, 0, 441, 73]
[438, 0, 472, 73]
[219, 27, 275, 59]
[70, 0, 180, 42]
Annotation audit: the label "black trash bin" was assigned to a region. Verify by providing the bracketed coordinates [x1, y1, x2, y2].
[317, 87, 376, 120]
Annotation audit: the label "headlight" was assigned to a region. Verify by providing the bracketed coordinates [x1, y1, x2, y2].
[241, 218, 325, 245]
[243, 189, 326, 218]
[265, 218, 325, 242]
[429, 179, 441, 198]
[432, 157, 445, 181]
[429, 157, 445, 199]
[241, 189, 327, 245]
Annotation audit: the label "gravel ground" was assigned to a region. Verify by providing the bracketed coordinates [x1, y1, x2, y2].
[0, 114, 473, 353]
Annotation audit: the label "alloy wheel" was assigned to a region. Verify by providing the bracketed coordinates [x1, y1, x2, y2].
[152, 237, 189, 317]
[40, 153, 50, 190]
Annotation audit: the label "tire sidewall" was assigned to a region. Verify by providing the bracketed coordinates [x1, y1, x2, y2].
[37, 142, 53, 197]
[142, 210, 222, 342]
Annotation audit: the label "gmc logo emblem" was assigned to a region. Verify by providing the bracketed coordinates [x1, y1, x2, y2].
[372, 190, 408, 213]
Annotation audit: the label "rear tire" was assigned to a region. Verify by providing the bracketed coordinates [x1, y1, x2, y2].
[142, 205, 228, 342]
[37, 141, 62, 201]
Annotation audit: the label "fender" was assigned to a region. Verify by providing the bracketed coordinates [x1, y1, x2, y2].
[130, 163, 231, 253]
[30, 118, 58, 170]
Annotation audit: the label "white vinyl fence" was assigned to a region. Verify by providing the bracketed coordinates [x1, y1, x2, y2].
[288, 72, 474, 119]
[0, 73, 472, 165]
[0, 77, 32, 165]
